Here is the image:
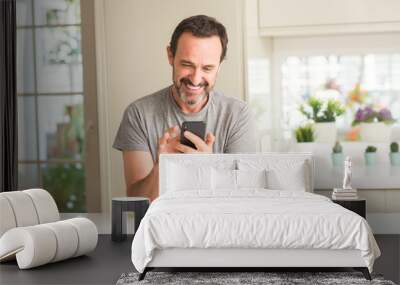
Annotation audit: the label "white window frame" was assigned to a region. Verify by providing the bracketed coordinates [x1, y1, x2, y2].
[270, 32, 400, 151]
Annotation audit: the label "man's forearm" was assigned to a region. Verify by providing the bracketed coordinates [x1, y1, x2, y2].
[127, 163, 159, 201]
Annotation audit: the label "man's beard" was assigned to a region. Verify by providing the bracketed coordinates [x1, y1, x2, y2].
[172, 69, 213, 107]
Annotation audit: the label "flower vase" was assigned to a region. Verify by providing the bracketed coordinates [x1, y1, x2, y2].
[314, 122, 337, 143]
[364, 153, 377, 166]
[359, 122, 391, 142]
[331, 153, 344, 167]
[390, 153, 400, 166]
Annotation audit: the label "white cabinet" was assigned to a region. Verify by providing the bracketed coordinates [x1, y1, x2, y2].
[258, 0, 400, 36]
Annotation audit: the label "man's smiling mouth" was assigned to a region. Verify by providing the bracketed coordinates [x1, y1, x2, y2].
[185, 83, 203, 91]
[181, 78, 207, 92]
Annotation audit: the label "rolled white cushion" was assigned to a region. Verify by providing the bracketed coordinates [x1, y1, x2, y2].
[23, 189, 59, 223]
[0, 226, 57, 269]
[42, 221, 79, 262]
[64, 218, 98, 257]
[0, 218, 97, 269]
[0, 195, 17, 237]
[1, 192, 39, 227]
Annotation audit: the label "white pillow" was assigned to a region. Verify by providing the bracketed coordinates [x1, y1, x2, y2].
[211, 168, 268, 190]
[267, 162, 306, 191]
[212, 168, 236, 190]
[237, 159, 308, 191]
[236, 169, 268, 189]
[167, 163, 212, 191]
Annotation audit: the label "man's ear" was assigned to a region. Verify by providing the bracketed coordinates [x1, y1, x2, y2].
[167, 46, 174, 66]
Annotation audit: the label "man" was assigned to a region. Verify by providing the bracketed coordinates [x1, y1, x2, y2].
[113, 15, 257, 201]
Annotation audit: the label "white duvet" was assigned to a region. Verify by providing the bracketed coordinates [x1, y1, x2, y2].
[131, 190, 380, 273]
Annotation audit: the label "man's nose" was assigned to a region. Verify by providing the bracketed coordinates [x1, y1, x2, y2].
[189, 69, 203, 86]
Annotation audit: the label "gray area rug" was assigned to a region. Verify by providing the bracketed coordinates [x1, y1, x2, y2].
[116, 271, 396, 285]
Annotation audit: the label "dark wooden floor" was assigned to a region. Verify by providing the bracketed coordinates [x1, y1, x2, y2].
[0, 235, 399, 285]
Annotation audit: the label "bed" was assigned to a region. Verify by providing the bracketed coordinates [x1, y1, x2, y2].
[131, 153, 381, 281]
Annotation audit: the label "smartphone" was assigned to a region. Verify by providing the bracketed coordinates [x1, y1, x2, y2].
[180, 121, 206, 149]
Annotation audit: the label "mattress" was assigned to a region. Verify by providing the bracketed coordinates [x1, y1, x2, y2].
[131, 189, 380, 273]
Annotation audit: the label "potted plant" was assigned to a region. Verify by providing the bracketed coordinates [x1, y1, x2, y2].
[390, 142, 400, 166]
[299, 96, 345, 143]
[364, 145, 378, 166]
[331, 141, 344, 167]
[295, 123, 315, 143]
[352, 106, 395, 142]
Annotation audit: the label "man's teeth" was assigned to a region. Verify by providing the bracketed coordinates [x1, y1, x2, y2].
[185, 83, 202, 90]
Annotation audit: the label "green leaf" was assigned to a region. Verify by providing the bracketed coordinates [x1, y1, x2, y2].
[295, 124, 315, 142]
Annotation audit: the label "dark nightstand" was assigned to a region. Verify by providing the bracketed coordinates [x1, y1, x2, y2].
[332, 198, 366, 218]
[112, 197, 149, 242]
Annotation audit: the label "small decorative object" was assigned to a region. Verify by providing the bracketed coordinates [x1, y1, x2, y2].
[299, 96, 345, 143]
[389, 142, 400, 166]
[295, 123, 314, 143]
[331, 141, 344, 167]
[343, 156, 353, 190]
[364, 145, 378, 166]
[352, 106, 395, 142]
[332, 156, 358, 200]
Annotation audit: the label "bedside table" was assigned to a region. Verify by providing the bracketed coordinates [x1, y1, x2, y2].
[112, 197, 149, 242]
[332, 198, 366, 218]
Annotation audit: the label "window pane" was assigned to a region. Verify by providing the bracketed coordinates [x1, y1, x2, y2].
[17, 0, 32, 27]
[41, 163, 85, 213]
[18, 163, 39, 190]
[34, 0, 81, 26]
[392, 54, 400, 90]
[18, 96, 38, 160]
[17, 29, 35, 93]
[35, 27, 82, 93]
[281, 53, 400, 140]
[37, 95, 84, 161]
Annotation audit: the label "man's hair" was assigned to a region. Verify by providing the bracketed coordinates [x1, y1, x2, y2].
[169, 15, 228, 62]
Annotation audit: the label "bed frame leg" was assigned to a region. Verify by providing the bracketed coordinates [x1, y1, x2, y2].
[138, 268, 148, 281]
[354, 267, 371, 280]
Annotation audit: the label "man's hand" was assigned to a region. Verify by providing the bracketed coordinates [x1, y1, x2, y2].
[175, 131, 215, 153]
[158, 126, 181, 155]
[158, 125, 215, 155]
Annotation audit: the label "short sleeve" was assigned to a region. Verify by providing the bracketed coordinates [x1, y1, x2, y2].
[112, 104, 150, 152]
[224, 104, 259, 153]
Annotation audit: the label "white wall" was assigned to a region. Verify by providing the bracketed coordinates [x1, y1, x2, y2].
[243, 0, 273, 151]
[95, 0, 245, 212]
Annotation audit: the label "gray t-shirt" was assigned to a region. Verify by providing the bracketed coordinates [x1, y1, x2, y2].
[113, 86, 258, 162]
